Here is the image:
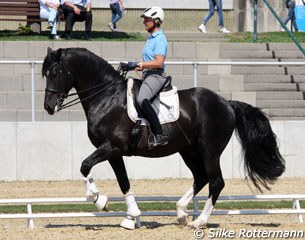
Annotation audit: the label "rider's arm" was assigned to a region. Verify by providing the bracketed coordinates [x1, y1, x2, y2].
[138, 55, 164, 70]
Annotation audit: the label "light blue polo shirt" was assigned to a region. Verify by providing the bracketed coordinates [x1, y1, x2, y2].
[142, 29, 168, 70]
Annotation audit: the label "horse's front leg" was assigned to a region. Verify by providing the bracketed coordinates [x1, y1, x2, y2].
[80, 144, 114, 211]
[109, 158, 141, 230]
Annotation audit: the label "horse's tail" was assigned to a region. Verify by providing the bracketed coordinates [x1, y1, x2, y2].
[229, 100, 285, 192]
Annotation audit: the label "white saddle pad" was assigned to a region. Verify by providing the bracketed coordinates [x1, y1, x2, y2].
[127, 78, 180, 125]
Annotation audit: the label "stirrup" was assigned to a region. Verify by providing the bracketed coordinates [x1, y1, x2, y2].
[147, 134, 168, 150]
[148, 134, 157, 150]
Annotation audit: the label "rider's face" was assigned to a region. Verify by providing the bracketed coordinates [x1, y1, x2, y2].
[143, 17, 154, 32]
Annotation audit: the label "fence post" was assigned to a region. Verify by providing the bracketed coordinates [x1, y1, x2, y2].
[292, 199, 304, 223]
[193, 198, 199, 220]
[26, 203, 34, 229]
[253, 0, 258, 43]
[193, 63, 198, 88]
[30, 62, 36, 122]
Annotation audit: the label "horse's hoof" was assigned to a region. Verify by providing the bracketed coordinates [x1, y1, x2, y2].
[187, 219, 207, 229]
[177, 214, 188, 226]
[127, 208, 141, 218]
[120, 216, 136, 230]
[94, 194, 108, 211]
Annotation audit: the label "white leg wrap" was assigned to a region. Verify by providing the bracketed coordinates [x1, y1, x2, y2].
[188, 196, 214, 229]
[120, 192, 141, 230]
[176, 187, 194, 225]
[83, 174, 108, 210]
[83, 173, 99, 198]
[125, 191, 141, 217]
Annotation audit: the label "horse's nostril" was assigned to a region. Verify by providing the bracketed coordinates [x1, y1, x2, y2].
[44, 104, 49, 111]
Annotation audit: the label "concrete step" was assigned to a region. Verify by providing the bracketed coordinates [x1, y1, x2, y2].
[221, 51, 305, 59]
[232, 66, 305, 75]
[299, 83, 305, 91]
[0, 110, 86, 122]
[169, 37, 228, 42]
[269, 116, 305, 120]
[231, 58, 305, 62]
[267, 43, 305, 51]
[0, 92, 82, 110]
[256, 92, 304, 100]
[257, 100, 305, 108]
[221, 51, 273, 59]
[244, 83, 298, 91]
[263, 108, 305, 118]
[220, 43, 305, 51]
[273, 51, 305, 59]
[161, 32, 227, 42]
[244, 75, 305, 83]
[0, 74, 45, 91]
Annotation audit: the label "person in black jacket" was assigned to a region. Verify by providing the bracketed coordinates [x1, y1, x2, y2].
[61, 0, 92, 40]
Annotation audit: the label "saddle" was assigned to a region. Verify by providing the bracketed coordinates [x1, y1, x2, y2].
[132, 76, 173, 112]
[127, 77, 179, 150]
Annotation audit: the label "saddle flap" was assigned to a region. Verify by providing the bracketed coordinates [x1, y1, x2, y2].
[127, 78, 179, 125]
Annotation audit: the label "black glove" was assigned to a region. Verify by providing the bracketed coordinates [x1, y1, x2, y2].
[120, 61, 139, 71]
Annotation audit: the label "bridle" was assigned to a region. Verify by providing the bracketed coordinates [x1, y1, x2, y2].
[45, 62, 73, 111]
[44, 61, 127, 111]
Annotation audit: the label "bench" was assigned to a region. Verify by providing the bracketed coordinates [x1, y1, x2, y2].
[0, 0, 63, 32]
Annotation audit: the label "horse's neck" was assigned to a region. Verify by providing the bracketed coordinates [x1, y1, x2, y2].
[75, 75, 126, 118]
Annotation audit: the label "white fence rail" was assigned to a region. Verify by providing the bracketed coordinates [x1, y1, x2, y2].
[1, 60, 305, 122]
[0, 195, 304, 229]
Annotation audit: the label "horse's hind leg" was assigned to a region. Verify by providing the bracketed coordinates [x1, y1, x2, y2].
[177, 150, 208, 226]
[187, 156, 224, 229]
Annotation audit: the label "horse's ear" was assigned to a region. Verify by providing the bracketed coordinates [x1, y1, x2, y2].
[47, 47, 53, 55]
[53, 48, 63, 62]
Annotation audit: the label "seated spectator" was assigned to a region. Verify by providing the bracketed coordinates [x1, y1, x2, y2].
[38, 0, 60, 39]
[61, 0, 92, 40]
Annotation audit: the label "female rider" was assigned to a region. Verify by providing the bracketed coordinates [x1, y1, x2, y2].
[124, 6, 169, 149]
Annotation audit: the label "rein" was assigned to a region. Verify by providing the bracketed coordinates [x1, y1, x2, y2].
[59, 78, 126, 110]
[45, 61, 127, 111]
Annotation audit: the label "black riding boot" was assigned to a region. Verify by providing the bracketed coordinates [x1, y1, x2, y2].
[141, 99, 168, 148]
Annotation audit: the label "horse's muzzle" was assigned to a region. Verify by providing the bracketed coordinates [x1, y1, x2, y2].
[44, 103, 55, 115]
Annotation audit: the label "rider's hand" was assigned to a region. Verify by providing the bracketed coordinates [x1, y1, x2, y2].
[126, 61, 139, 71]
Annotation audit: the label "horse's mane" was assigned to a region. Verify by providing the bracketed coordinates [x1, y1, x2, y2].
[42, 48, 121, 79]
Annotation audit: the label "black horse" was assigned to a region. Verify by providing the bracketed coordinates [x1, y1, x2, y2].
[43, 47, 285, 229]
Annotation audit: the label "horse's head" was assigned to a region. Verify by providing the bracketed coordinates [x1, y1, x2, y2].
[42, 47, 75, 115]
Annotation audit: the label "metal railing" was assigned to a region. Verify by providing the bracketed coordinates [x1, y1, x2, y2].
[1, 60, 305, 122]
[0, 194, 304, 229]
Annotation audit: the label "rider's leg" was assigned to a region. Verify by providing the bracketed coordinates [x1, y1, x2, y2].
[137, 73, 168, 147]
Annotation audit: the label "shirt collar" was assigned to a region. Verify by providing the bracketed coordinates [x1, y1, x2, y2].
[150, 29, 163, 38]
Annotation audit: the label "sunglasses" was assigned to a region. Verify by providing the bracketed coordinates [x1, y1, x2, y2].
[143, 18, 154, 23]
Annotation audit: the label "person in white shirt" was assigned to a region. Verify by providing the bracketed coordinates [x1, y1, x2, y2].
[38, 0, 60, 39]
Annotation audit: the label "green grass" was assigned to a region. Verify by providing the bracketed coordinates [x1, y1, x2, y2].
[225, 31, 305, 43]
[0, 200, 304, 213]
[0, 30, 145, 41]
[0, 30, 305, 42]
